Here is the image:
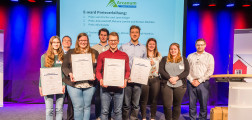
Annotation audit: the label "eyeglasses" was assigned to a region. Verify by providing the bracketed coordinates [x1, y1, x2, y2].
[196, 44, 205, 47]
[63, 40, 71, 42]
[79, 40, 88, 42]
[52, 42, 60, 44]
[108, 40, 118, 43]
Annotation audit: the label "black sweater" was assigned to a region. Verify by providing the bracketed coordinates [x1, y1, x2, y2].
[158, 56, 190, 88]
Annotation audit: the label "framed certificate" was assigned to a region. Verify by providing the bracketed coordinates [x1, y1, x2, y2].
[40, 67, 63, 96]
[130, 57, 151, 85]
[103, 58, 125, 86]
[71, 54, 94, 81]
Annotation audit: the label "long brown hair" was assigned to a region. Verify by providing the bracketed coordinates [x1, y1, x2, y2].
[74, 33, 96, 63]
[44, 36, 64, 67]
[146, 38, 160, 58]
[167, 43, 182, 63]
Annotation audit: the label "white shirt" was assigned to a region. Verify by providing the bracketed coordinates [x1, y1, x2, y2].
[187, 51, 214, 83]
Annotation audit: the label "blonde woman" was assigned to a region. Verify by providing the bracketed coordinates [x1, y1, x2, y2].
[159, 43, 189, 120]
[62, 33, 99, 120]
[39, 35, 65, 120]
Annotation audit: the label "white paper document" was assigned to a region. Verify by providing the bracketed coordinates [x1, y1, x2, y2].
[130, 57, 151, 85]
[103, 58, 125, 86]
[71, 54, 94, 81]
[40, 67, 63, 96]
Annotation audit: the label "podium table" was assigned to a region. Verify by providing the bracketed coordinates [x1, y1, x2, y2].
[211, 74, 252, 120]
[211, 74, 252, 82]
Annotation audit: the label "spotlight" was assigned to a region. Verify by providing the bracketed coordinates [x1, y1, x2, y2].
[242, 0, 251, 7]
[193, 3, 200, 6]
[10, 0, 18, 2]
[45, 0, 52, 2]
[243, 4, 251, 7]
[227, 3, 235, 7]
[28, 0, 36, 2]
[226, 0, 235, 7]
[192, 0, 201, 7]
[208, 0, 216, 7]
[209, 4, 216, 7]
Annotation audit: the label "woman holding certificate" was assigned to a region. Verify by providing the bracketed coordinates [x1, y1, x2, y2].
[140, 38, 162, 120]
[62, 33, 99, 120]
[159, 43, 189, 120]
[39, 36, 65, 120]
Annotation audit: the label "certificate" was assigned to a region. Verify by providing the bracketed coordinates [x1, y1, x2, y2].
[130, 57, 151, 85]
[40, 67, 63, 96]
[103, 58, 125, 86]
[71, 54, 94, 81]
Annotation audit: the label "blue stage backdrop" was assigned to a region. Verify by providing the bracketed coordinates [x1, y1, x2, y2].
[185, 0, 252, 105]
[0, 2, 56, 103]
[1, 0, 252, 105]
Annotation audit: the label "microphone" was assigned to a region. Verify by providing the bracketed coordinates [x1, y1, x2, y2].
[227, 54, 230, 74]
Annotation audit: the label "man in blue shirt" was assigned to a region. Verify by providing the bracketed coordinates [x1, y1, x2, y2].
[120, 25, 147, 120]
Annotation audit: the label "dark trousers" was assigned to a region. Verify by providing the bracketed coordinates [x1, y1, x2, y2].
[188, 81, 209, 120]
[140, 77, 160, 119]
[95, 84, 102, 118]
[65, 87, 74, 120]
[161, 84, 186, 120]
[122, 83, 142, 120]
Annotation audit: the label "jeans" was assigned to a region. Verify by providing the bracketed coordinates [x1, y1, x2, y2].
[140, 77, 160, 119]
[188, 81, 209, 120]
[44, 94, 65, 120]
[161, 85, 186, 120]
[100, 87, 124, 120]
[123, 83, 142, 120]
[67, 85, 96, 120]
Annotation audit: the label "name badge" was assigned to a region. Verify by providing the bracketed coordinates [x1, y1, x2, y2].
[179, 65, 184, 69]
[56, 60, 62, 64]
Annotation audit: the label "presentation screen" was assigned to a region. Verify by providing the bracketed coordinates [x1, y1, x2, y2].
[59, 0, 185, 56]
[233, 29, 252, 78]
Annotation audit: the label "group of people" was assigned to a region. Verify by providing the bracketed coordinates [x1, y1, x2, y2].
[39, 25, 215, 120]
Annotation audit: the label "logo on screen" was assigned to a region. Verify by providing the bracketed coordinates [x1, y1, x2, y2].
[107, 0, 118, 7]
[107, 0, 137, 8]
